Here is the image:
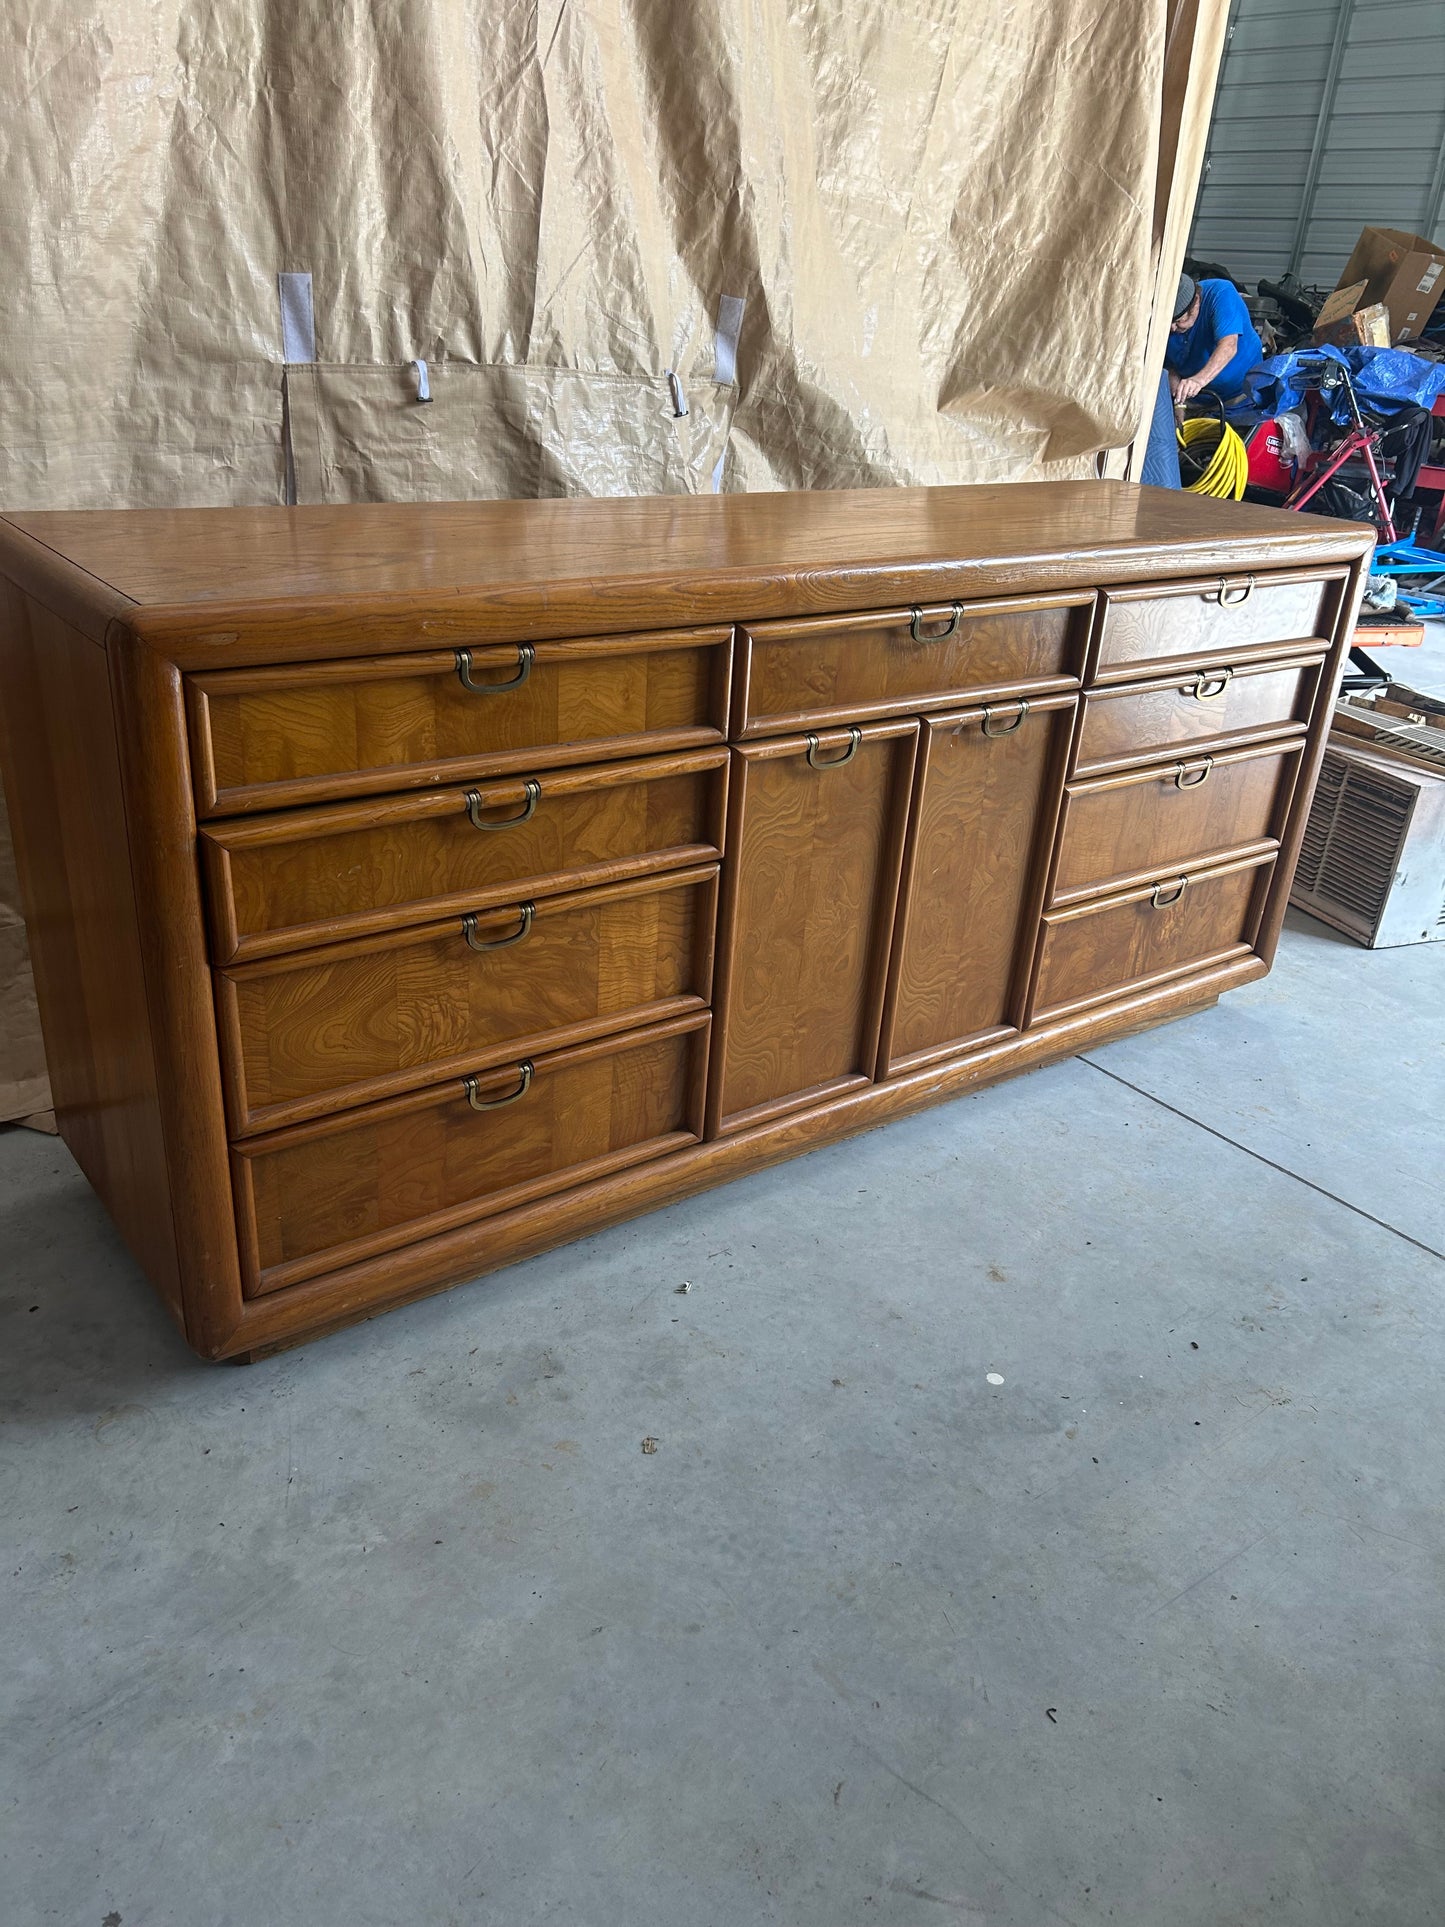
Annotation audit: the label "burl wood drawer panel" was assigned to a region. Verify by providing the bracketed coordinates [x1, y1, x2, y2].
[187, 626, 732, 815]
[1075, 654, 1323, 775]
[708, 720, 917, 1134]
[216, 865, 719, 1135]
[1051, 739, 1303, 904]
[200, 749, 728, 962]
[233, 1013, 709, 1295]
[1030, 853, 1275, 1023]
[880, 696, 1075, 1074]
[1093, 570, 1342, 681]
[736, 592, 1091, 735]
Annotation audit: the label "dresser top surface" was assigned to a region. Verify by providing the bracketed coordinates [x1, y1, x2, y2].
[1, 483, 1371, 615]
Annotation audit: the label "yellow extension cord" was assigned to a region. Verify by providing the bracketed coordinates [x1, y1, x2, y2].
[1177, 412, 1248, 499]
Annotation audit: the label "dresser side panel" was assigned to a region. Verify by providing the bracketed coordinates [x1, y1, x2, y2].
[0, 582, 182, 1323]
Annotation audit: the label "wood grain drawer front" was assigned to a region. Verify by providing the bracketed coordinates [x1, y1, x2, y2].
[187, 626, 732, 815]
[709, 721, 917, 1135]
[737, 593, 1091, 735]
[1052, 739, 1302, 904]
[216, 865, 719, 1135]
[880, 696, 1074, 1075]
[234, 1013, 708, 1295]
[201, 749, 728, 963]
[1094, 571, 1342, 681]
[1075, 655, 1322, 775]
[1030, 854, 1275, 1023]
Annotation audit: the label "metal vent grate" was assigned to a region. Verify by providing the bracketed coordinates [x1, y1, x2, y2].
[1295, 753, 1345, 895]
[1304, 761, 1413, 933]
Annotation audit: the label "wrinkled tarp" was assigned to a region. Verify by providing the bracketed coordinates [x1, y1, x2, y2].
[1249, 345, 1445, 423]
[1, 1, 1167, 510]
[0, 1, 1173, 1118]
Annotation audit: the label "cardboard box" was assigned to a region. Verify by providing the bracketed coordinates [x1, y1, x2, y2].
[1334, 227, 1445, 342]
[1312, 282, 1392, 348]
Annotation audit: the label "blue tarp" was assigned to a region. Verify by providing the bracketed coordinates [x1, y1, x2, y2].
[1246, 343, 1445, 421]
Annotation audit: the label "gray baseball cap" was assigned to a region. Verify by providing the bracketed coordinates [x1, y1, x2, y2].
[1174, 274, 1198, 318]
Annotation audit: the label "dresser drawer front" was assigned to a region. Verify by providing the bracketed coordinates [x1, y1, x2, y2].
[1051, 740, 1301, 903]
[217, 866, 719, 1134]
[1031, 855, 1274, 1023]
[1095, 571, 1341, 681]
[737, 594, 1089, 735]
[201, 750, 728, 962]
[234, 1015, 708, 1295]
[187, 627, 733, 815]
[1075, 655, 1322, 773]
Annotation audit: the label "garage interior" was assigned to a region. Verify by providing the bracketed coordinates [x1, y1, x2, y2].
[3, 4, 1444, 1925]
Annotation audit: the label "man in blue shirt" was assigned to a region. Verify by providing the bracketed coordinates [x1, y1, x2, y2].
[1165, 274, 1264, 406]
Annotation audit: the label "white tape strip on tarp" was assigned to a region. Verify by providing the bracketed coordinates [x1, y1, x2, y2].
[278, 272, 316, 364]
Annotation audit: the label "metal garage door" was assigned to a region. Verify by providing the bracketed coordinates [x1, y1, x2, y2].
[1190, 0, 1445, 289]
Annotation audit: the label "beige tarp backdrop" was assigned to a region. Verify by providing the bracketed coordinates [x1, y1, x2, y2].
[0, 0, 1181, 1117]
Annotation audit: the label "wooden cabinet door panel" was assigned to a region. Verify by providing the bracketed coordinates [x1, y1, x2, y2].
[187, 626, 732, 815]
[1030, 854, 1275, 1023]
[201, 749, 728, 962]
[234, 1014, 708, 1294]
[217, 865, 718, 1134]
[737, 594, 1089, 735]
[1051, 740, 1302, 903]
[1094, 570, 1342, 680]
[709, 721, 917, 1133]
[880, 696, 1074, 1073]
[1075, 655, 1321, 774]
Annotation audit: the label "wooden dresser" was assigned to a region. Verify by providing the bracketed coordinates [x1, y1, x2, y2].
[0, 486, 1371, 1359]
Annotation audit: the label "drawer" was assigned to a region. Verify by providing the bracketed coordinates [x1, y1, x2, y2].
[216, 865, 719, 1134]
[736, 593, 1091, 735]
[1094, 569, 1343, 681]
[233, 1013, 709, 1295]
[187, 626, 733, 815]
[1075, 654, 1323, 774]
[1051, 739, 1302, 903]
[201, 749, 728, 963]
[1030, 853, 1275, 1024]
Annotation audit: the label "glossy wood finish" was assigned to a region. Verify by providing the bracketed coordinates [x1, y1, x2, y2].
[0, 588, 181, 1320]
[1030, 853, 1275, 1024]
[1074, 653, 1323, 774]
[879, 696, 1075, 1075]
[234, 1014, 708, 1295]
[201, 749, 728, 962]
[187, 625, 732, 815]
[1051, 739, 1303, 903]
[1093, 569, 1342, 681]
[736, 593, 1089, 736]
[2, 486, 1369, 671]
[708, 722, 916, 1134]
[0, 488, 1374, 1357]
[217, 866, 717, 1134]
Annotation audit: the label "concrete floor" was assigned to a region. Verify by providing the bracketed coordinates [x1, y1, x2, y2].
[2, 900, 1442, 1927]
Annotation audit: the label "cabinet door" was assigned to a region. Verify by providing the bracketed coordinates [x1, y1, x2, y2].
[879, 695, 1075, 1074]
[708, 720, 917, 1135]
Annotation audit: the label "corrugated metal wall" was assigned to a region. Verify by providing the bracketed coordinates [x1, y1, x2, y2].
[1191, 0, 1445, 290]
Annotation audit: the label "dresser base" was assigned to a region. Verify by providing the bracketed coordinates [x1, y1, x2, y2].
[212, 962, 1243, 1363]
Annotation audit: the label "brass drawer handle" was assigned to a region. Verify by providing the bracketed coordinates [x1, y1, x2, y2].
[909, 601, 963, 642]
[1174, 756, 1213, 789]
[1185, 667, 1232, 702]
[982, 699, 1029, 737]
[466, 778, 540, 829]
[1151, 876, 1188, 908]
[463, 902, 534, 951]
[806, 725, 861, 769]
[1211, 577, 1255, 608]
[465, 1061, 534, 1110]
[456, 643, 534, 692]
